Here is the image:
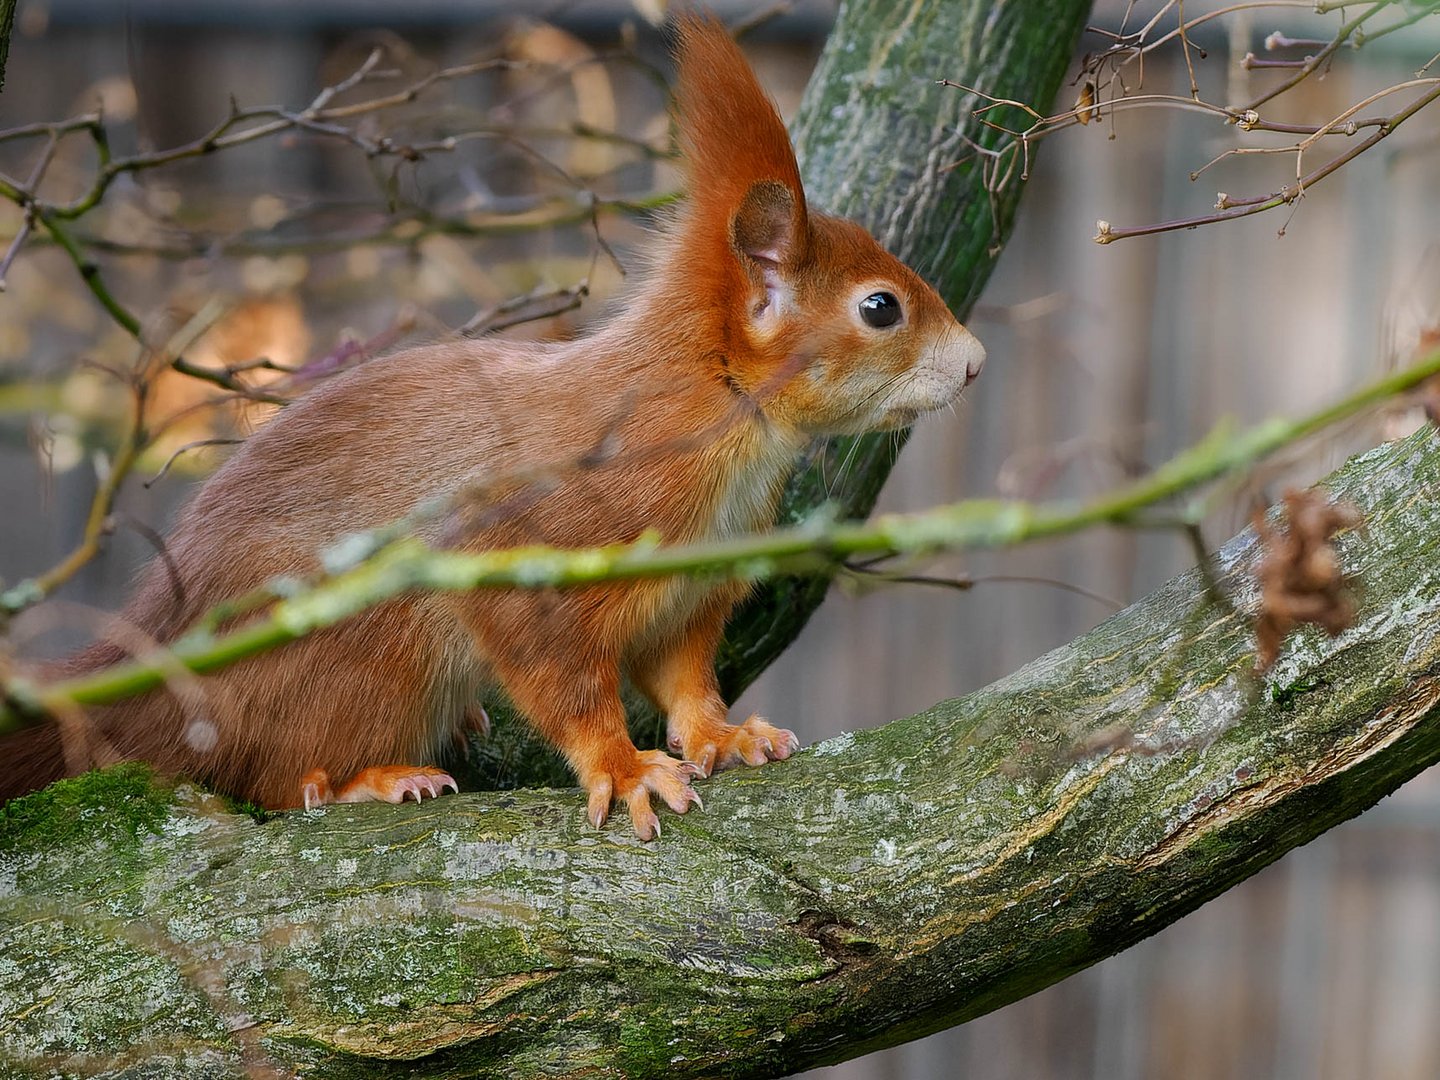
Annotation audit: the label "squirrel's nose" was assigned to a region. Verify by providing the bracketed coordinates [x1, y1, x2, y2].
[956, 325, 985, 383]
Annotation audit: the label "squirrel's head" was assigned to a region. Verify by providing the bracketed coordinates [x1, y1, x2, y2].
[671, 14, 984, 436]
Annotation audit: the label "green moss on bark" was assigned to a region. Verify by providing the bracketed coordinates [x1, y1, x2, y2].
[0, 763, 176, 860]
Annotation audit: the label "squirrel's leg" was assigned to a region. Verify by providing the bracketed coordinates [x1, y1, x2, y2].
[499, 652, 702, 839]
[631, 595, 799, 778]
[180, 598, 461, 811]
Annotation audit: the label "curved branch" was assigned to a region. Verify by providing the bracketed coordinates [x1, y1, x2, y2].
[3, 428, 1440, 1077]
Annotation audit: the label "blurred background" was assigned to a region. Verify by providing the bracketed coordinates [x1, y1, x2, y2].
[2, 1, 1439, 1077]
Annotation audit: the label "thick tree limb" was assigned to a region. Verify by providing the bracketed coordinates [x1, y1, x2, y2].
[4, 428, 1440, 1078]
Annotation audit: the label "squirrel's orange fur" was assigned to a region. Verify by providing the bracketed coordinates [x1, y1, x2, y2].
[0, 16, 984, 839]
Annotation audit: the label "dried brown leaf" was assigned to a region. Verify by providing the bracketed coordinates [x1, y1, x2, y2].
[1252, 489, 1361, 671]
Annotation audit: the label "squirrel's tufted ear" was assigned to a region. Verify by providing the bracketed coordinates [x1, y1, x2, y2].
[732, 179, 799, 270]
[672, 14, 808, 264]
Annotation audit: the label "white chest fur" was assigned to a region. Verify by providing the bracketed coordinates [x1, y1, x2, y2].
[637, 422, 802, 651]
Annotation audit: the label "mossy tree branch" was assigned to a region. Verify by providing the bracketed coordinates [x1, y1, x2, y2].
[4, 428, 1440, 1077]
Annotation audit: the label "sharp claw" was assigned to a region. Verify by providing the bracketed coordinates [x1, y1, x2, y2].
[688, 788, 704, 811]
[679, 761, 705, 778]
[666, 787, 696, 814]
[632, 811, 659, 841]
[588, 777, 612, 830]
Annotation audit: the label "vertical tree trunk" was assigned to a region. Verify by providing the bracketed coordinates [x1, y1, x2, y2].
[0, 0, 14, 95]
[722, 0, 1092, 695]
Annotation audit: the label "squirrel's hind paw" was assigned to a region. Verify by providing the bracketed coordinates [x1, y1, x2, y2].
[585, 750, 703, 841]
[679, 714, 799, 777]
[300, 765, 459, 808]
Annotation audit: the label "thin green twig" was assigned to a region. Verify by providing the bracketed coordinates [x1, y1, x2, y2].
[5, 348, 1438, 731]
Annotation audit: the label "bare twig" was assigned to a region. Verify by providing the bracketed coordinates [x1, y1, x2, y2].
[0, 204, 31, 290]
[0, 43, 676, 334]
[944, 0, 1440, 244]
[142, 439, 244, 489]
[1244, 2, 1390, 111]
[840, 558, 1126, 611]
[1095, 80, 1440, 243]
[3, 378, 147, 615]
[729, 2, 797, 39]
[460, 280, 592, 337]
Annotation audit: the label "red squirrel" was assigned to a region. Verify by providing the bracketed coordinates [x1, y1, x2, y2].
[1, 16, 983, 839]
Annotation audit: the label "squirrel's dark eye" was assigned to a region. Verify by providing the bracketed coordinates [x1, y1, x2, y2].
[859, 291, 902, 329]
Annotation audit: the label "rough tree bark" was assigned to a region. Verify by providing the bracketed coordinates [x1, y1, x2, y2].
[469, 0, 1095, 788]
[0, 0, 13, 95]
[5, 427, 1440, 1078]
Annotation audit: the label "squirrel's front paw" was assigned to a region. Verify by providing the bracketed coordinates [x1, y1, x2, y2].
[584, 749, 704, 840]
[673, 714, 800, 778]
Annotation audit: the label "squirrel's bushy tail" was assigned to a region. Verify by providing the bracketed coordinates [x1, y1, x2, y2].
[0, 641, 132, 804]
[0, 723, 68, 803]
